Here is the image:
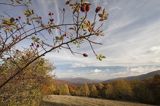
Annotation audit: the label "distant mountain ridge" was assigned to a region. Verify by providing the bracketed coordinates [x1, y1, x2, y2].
[104, 70, 160, 82]
[58, 77, 102, 84]
[126, 70, 160, 80]
[57, 70, 160, 84]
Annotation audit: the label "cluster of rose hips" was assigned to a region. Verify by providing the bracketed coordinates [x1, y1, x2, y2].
[48, 12, 54, 23]
[80, 2, 90, 12]
[15, 16, 21, 21]
[80, 2, 102, 13]
[30, 43, 39, 48]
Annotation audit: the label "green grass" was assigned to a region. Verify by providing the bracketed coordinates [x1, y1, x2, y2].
[41, 95, 153, 106]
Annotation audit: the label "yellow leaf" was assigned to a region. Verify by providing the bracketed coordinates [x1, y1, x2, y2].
[24, 9, 34, 17]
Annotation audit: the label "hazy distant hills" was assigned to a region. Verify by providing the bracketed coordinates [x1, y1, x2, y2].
[57, 70, 160, 84]
[104, 70, 160, 82]
[126, 70, 160, 80]
[58, 77, 102, 84]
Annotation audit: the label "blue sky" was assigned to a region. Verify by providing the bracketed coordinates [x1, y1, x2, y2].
[1, 0, 160, 80]
[43, 0, 160, 80]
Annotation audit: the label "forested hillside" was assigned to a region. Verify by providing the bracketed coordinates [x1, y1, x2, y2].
[52, 74, 160, 105]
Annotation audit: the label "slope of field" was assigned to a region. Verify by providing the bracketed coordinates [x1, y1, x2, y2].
[41, 95, 153, 106]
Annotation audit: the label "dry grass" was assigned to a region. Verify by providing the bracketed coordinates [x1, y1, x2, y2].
[42, 95, 153, 106]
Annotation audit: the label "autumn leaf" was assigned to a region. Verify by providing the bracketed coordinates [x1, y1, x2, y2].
[83, 20, 93, 32]
[55, 36, 64, 41]
[98, 9, 108, 21]
[24, 9, 34, 17]
[96, 54, 106, 61]
[2, 18, 16, 26]
[31, 36, 40, 42]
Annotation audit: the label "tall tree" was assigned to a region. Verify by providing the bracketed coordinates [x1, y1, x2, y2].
[0, 50, 54, 105]
[151, 75, 160, 104]
[97, 83, 104, 97]
[112, 80, 133, 100]
[90, 84, 98, 97]
[84, 83, 90, 96]
[59, 84, 70, 95]
[105, 83, 114, 98]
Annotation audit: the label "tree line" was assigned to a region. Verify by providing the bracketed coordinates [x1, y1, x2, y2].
[51, 75, 160, 105]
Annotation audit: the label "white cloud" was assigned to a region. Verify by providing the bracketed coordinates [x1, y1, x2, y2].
[71, 63, 87, 68]
[93, 69, 102, 73]
[149, 46, 160, 54]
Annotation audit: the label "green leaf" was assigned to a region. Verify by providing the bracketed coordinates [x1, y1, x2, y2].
[96, 54, 106, 61]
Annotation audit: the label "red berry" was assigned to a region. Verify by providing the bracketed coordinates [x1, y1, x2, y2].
[86, 4, 90, 12]
[81, 3, 90, 12]
[81, 4, 86, 12]
[50, 19, 54, 22]
[63, 33, 67, 36]
[48, 12, 51, 16]
[65, 1, 70, 5]
[36, 44, 39, 48]
[31, 43, 34, 46]
[16, 49, 19, 52]
[95, 6, 101, 13]
[83, 53, 88, 57]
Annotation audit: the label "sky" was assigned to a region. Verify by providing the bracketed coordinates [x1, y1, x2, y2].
[1, 0, 160, 80]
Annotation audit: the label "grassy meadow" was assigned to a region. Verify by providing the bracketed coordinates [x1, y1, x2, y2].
[41, 95, 153, 106]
